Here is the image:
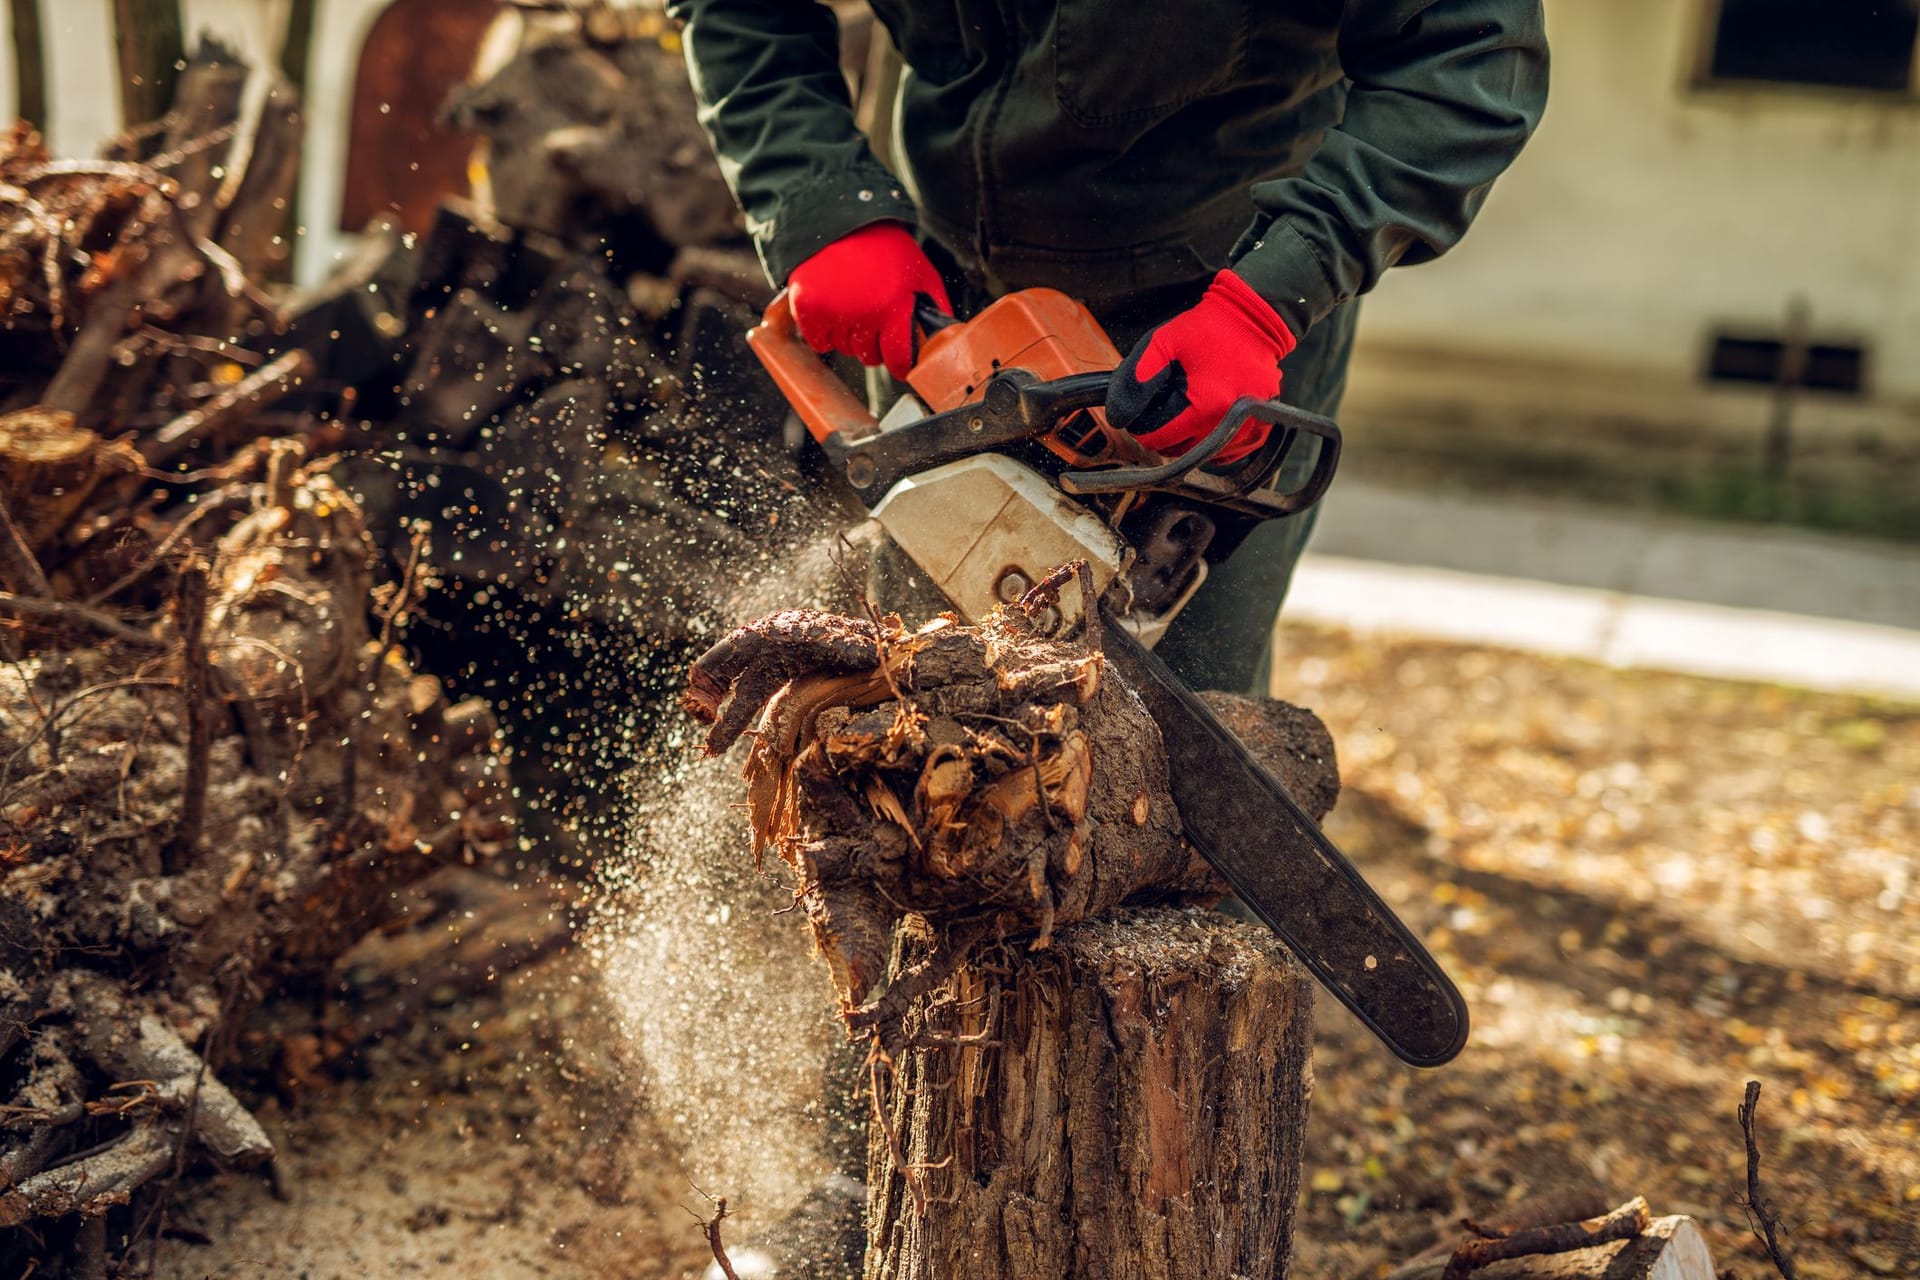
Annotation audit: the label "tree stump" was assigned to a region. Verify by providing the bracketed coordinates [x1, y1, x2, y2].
[684, 581, 1339, 1280]
[865, 909, 1313, 1280]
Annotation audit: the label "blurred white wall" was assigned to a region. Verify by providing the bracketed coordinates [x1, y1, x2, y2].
[1359, 0, 1920, 403]
[8, 0, 1917, 404]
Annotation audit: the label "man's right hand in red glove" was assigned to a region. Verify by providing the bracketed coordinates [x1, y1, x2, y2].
[1104, 270, 1297, 466]
[786, 222, 952, 381]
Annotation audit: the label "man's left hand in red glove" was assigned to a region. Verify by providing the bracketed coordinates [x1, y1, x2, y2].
[786, 222, 952, 382]
[1104, 270, 1298, 466]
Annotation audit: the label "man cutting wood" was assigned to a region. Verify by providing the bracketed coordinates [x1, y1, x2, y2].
[667, 0, 1548, 696]
[667, 3, 1548, 1273]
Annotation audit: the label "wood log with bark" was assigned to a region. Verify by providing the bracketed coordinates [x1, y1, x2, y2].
[685, 567, 1339, 1278]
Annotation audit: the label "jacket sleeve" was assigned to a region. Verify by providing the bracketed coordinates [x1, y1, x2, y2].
[1230, 0, 1549, 336]
[664, 0, 919, 284]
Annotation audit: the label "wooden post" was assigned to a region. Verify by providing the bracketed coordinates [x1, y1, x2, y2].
[866, 910, 1313, 1280]
[9, 0, 48, 127]
[112, 0, 187, 134]
[275, 0, 319, 280]
[1765, 295, 1810, 484]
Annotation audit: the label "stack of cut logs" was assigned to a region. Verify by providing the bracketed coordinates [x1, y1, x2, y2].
[0, 41, 512, 1274]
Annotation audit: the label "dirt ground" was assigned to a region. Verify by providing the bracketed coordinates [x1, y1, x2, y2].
[1273, 623, 1920, 1280]
[152, 621, 1919, 1279]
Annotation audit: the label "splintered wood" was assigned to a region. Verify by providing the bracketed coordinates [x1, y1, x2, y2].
[687, 566, 1341, 1278]
[685, 571, 1214, 1023]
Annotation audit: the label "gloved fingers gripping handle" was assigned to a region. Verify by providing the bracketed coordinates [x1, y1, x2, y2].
[901, 292, 960, 377]
[879, 310, 915, 383]
[1062, 394, 1340, 506]
[1103, 335, 1186, 437]
[786, 222, 952, 381]
[747, 289, 882, 448]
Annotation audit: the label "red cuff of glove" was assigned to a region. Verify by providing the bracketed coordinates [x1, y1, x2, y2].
[786, 222, 953, 381]
[1104, 270, 1298, 466]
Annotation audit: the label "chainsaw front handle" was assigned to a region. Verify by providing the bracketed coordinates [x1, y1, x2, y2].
[1061, 394, 1342, 516]
[747, 289, 881, 447]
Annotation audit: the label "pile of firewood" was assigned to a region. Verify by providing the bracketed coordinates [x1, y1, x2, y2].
[0, 41, 514, 1273]
[305, 4, 829, 853]
[327, 2, 802, 649]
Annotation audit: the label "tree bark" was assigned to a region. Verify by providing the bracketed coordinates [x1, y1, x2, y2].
[865, 909, 1314, 1280]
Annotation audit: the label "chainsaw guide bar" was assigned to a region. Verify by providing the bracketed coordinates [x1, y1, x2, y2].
[1103, 614, 1470, 1067]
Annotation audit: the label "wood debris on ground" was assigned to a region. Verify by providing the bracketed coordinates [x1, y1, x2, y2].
[0, 40, 518, 1275]
[1274, 624, 1918, 1280]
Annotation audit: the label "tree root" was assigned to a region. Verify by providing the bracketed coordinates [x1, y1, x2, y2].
[684, 562, 1340, 1046]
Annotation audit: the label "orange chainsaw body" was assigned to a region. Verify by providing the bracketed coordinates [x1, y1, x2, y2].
[748, 288, 1148, 470]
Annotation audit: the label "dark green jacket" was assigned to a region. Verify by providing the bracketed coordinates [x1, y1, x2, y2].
[667, 0, 1548, 335]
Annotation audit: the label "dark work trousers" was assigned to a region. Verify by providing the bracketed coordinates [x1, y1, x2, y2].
[1150, 297, 1358, 696]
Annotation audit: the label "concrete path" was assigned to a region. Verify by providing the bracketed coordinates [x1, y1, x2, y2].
[1283, 481, 1920, 702]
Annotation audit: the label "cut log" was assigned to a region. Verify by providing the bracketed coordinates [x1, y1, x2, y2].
[0, 409, 142, 554]
[1388, 1211, 1719, 1280]
[443, 7, 742, 253]
[865, 909, 1314, 1280]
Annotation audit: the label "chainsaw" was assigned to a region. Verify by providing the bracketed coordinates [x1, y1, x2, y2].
[749, 287, 1468, 1068]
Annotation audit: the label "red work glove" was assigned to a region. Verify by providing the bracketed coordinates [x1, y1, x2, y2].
[1105, 270, 1298, 466]
[786, 222, 953, 381]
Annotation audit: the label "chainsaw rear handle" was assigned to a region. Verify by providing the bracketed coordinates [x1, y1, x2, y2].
[747, 289, 882, 447]
[749, 290, 1340, 517]
[745, 291, 959, 449]
[1060, 394, 1342, 516]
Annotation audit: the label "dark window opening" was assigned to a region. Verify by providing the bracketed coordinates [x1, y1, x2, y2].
[1705, 0, 1919, 93]
[1706, 333, 1867, 395]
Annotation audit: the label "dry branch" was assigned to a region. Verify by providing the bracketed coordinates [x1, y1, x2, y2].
[150, 348, 315, 461]
[1443, 1197, 1652, 1280]
[1738, 1081, 1800, 1280]
[0, 591, 165, 649]
[0, 492, 49, 597]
